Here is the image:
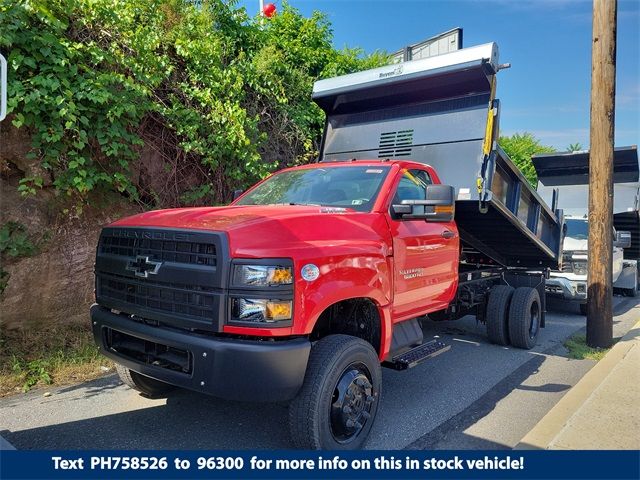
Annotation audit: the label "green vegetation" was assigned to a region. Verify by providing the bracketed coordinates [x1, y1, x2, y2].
[0, 221, 37, 258]
[499, 132, 555, 187]
[564, 334, 613, 361]
[1, 0, 388, 208]
[566, 142, 583, 152]
[0, 221, 38, 294]
[0, 325, 112, 395]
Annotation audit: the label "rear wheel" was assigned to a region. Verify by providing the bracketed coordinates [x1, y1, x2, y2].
[508, 287, 541, 350]
[486, 285, 514, 346]
[289, 335, 381, 450]
[579, 303, 588, 316]
[625, 282, 638, 298]
[116, 364, 174, 397]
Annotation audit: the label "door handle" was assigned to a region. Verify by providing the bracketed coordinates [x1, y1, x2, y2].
[441, 230, 456, 239]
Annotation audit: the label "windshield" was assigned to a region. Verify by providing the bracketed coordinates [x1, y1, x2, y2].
[236, 166, 391, 212]
[565, 219, 588, 239]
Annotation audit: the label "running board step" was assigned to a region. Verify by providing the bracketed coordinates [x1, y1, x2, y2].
[383, 340, 450, 371]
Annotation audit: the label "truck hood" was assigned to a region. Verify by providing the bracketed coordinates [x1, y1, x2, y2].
[563, 236, 588, 252]
[110, 205, 392, 258]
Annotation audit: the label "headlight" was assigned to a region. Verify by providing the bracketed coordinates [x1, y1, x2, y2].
[232, 264, 293, 287]
[572, 262, 587, 276]
[231, 298, 292, 323]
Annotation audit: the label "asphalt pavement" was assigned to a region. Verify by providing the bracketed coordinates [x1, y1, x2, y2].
[1, 296, 638, 450]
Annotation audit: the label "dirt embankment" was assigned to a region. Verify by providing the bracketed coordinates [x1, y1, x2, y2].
[0, 122, 140, 331]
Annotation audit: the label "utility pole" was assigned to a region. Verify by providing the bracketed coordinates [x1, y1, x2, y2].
[587, 0, 617, 348]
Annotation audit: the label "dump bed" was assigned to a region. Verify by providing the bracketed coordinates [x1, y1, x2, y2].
[533, 146, 640, 260]
[312, 43, 563, 269]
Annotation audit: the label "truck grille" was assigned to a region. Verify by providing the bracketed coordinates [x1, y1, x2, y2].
[561, 261, 573, 273]
[95, 227, 226, 331]
[100, 235, 216, 266]
[98, 272, 216, 320]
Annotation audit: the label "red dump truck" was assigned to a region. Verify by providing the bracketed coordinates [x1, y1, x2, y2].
[90, 43, 563, 449]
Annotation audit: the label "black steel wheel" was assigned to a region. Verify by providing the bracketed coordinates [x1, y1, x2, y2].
[508, 287, 541, 350]
[116, 364, 174, 398]
[289, 334, 381, 450]
[329, 364, 375, 443]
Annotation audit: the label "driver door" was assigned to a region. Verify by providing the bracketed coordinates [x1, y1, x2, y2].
[387, 168, 459, 320]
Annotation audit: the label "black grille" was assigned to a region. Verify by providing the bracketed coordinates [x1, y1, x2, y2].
[100, 235, 216, 266]
[95, 227, 227, 331]
[106, 328, 192, 374]
[98, 272, 216, 320]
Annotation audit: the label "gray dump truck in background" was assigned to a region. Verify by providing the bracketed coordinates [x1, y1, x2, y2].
[534, 146, 640, 313]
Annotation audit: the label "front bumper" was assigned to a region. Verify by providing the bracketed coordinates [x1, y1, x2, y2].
[90, 305, 310, 402]
[545, 277, 587, 303]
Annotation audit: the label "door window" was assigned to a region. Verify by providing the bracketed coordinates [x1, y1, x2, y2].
[392, 169, 432, 205]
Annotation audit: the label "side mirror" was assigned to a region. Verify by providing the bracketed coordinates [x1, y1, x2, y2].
[232, 189, 244, 201]
[614, 230, 631, 249]
[391, 185, 455, 222]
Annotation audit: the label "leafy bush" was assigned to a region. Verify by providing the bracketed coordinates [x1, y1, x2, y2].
[1, 0, 388, 207]
[499, 133, 555, 187]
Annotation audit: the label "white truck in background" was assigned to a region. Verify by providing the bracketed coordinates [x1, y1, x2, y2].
[1, 52, 7, 122]
[533, 146, 640, 314]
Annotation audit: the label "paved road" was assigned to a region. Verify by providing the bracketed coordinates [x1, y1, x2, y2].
[1, 296, 638, 450]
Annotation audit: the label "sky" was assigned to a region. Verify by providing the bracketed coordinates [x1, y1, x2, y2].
[239, 0, 639, 151]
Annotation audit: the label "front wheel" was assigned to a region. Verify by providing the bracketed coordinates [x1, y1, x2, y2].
[116, 364, 175, 397]
[289, 335, 381, 450]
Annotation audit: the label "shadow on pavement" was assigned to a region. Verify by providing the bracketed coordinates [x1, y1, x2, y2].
[55, 375, 122, 399]
[404, 352, 547, 451]
[516, 383, 570, 393]
[2, 389, 292, 450]
[612, 297, 640, 316]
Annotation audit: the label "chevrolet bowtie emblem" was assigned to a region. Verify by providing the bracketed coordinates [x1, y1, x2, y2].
[126, 256, 162, 278]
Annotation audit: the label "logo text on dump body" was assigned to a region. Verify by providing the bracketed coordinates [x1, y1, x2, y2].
[379, 65, 404, 79]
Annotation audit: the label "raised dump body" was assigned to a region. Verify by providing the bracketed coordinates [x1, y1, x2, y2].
[533, 146, 640, 260]
[312, 43, 563, 269]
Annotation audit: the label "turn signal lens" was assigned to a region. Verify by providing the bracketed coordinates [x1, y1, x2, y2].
[231, 298, 293, 323]
[233, 265, 293, 286]
[435, 205, 454, 214]
[269, 268, 293, 285]
[266, 301, 292, 321]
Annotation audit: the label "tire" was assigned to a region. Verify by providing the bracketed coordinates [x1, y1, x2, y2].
[116, 364, 175, 397]
[486, 285, 514, 346]
[508, 287, 541, 350]
[579, 302, 588, 316]
[625, 282, 638, 298]
[289, 334, 381, 450]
